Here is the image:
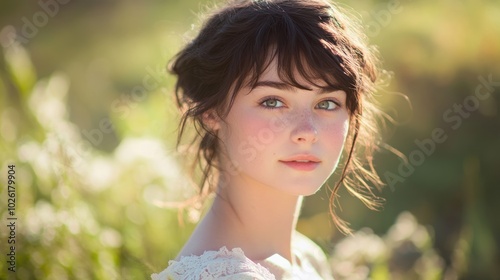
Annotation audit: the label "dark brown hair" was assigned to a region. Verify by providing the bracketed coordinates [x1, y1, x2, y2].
[170, 0, 385, 234]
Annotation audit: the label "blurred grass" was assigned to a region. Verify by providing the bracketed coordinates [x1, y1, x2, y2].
[1, 0, 499, 279]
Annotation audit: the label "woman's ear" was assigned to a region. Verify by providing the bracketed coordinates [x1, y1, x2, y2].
[202, 110, 221, 131]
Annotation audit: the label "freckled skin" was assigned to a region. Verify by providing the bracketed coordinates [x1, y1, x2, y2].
[216, 60, 350, 196]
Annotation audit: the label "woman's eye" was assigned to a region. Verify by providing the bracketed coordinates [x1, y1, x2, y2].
[261, 98, 284, 108]
[316, 100, 338, 110]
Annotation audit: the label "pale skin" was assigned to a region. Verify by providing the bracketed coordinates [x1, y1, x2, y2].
[177, 58, 350, 276]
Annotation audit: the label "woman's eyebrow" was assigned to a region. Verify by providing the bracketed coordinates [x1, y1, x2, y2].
[252, 80, 343, 94]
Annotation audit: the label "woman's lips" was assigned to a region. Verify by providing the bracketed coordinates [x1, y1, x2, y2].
[279, 154, 321, 171]
[279, 160, 320, 171]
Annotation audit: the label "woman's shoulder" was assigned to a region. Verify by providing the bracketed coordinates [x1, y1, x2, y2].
[293, 231, 333, 280]
[151, 247, 276, 280]
[293, 231, 327, 261]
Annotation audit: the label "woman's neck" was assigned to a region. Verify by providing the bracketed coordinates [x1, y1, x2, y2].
[208, 173, 303, 264]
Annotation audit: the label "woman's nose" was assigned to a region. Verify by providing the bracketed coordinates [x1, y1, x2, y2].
[290, 111, 318, 144]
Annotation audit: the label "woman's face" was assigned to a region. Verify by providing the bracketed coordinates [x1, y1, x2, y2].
[214, 59, 350, 196]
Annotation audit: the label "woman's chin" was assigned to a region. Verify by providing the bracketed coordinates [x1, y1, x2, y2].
[275, 183, 324, 197]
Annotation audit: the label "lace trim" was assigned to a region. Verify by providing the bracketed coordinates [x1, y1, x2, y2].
[151, 247, 276, 280]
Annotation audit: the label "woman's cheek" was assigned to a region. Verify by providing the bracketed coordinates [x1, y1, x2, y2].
[229, 112, 275, 164]
[324, 119, 349, 148]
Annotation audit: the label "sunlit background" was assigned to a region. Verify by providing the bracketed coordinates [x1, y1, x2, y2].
[0, 0, 499, 279]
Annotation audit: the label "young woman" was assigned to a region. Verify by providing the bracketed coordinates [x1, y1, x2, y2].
[153, 0, 385, 279]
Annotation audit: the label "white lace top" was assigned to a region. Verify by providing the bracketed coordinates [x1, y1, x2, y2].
[152, 234, 333, 280]
[151, 247, 276, 280]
